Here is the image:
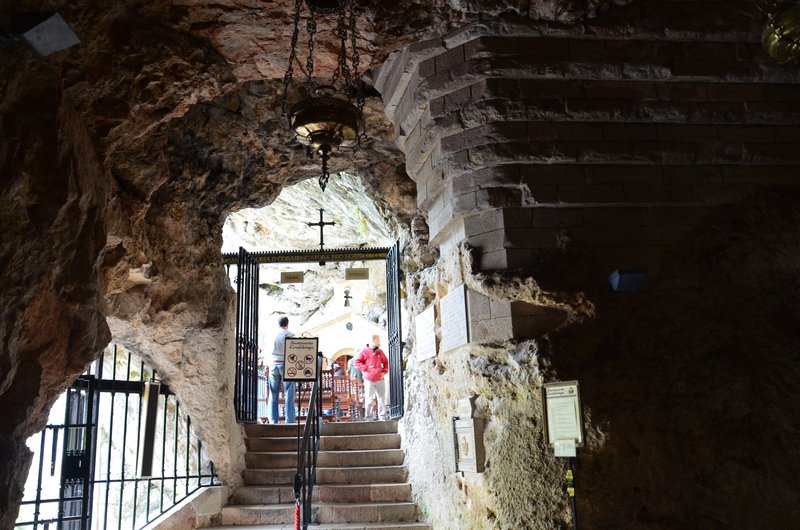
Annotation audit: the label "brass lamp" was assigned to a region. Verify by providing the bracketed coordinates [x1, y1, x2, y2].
[282, 0, 365, 191]
[759, 0, 800, 64]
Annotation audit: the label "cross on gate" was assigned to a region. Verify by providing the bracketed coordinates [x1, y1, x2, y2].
[307, 208, 335, 252]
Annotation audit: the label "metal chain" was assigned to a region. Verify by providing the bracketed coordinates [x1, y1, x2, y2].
[349, 1, 366, 140]
[306, 14, 317, 85]
[282, 0, 305, 120]
[336, 4, 351, 91]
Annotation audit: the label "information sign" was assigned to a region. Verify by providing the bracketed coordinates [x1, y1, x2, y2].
[281, 271, 304, 283]
[283, 337, 319, 381]
[542, 380, 585, 457]
[415, 305, 437, 360]
[345, 268, 369, 280]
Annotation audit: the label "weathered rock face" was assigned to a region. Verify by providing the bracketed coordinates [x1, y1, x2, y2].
[548, 187, 800, 528]
[2, 0, 800, 528]
[0, 0, 415, 523]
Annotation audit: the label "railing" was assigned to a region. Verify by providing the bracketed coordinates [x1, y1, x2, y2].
[294, 355, 323, 529]
[15, 345, 219, 530]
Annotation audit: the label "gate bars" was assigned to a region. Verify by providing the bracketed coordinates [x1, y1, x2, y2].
[234, 247, 260, 423]
[15, 345, 219, 530]
[386, 241, 404, 419]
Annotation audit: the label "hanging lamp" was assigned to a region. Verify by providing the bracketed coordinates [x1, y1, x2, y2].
[282, 0, 365, 192]
[758, 0, 800, 64]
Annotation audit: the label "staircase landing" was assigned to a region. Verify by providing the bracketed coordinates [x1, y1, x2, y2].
[212, 420, 429, 530]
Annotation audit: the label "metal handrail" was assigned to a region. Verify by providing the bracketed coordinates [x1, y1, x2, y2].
[294, 355, 323, 529]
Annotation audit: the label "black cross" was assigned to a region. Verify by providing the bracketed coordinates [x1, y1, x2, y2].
[307, 208, 335, 251]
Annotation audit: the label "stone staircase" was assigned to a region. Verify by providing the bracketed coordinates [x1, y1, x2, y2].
[213, 420, 430, 530]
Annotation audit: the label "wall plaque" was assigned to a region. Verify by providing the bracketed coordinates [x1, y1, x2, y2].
[281, 271, 304, 283]
[415, 305, 437, 360]
[283, 337, 319, 381]
[542, 380, 585, 458]
[439, 285, 470, 353]
[345, 267, 369, 280]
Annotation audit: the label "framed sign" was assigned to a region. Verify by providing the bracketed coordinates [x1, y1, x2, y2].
[283, 337, 319, 381]
[542, 380, 585, 457]
[440, 285, 470, 353]
[345, 267, 369, 280]
[281, 271, 304, 283]
[415, 305, 437, 361]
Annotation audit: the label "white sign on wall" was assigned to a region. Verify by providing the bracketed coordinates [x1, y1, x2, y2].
[283, 337, 319, 381]
[415, 305, 437, 361]
[542, 380, 585, 458]
[439, 285, 470, 353]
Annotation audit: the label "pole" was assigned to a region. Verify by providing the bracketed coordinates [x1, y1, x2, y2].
[566, 457, 578, 530]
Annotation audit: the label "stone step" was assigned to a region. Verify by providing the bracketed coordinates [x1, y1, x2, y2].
[244, 420, 397, 440]
[321, 433, 401, 451]
[244, 424, 303, 438]
[209, 523, 431, 530]
[321, 420, 398, 436]
[245, 449, 405, 469]
[246, 436, 297, 452]
[221, 502, 419, 525]
[234, 483, 413, 505]
[245, 466, 408, 486]
[246, 433, 401, 452]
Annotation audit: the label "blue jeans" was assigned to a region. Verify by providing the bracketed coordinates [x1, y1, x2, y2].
[268, 364, 296, 424]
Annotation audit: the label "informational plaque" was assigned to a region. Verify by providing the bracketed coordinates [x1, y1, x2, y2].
[345, 267, 369, 280]
[283, 337, 319, 381]
[415, 305, 437, 360]
[281, 271, 304, 283]
[439, 285, 470, 353]
[452, 396, 484, 473]
[542, 380, 584, 457]
[453, 418, 485, 473]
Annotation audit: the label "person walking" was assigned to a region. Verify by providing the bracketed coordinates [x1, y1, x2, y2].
[268, 316, 296, 424]
[354, 335, 389, 421]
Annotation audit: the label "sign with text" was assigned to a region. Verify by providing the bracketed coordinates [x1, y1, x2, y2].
[345, 267, 370, 280]
[439, 285, 470, 353]
[415, 305, 437, 360]
[542, 380, 585, 457]
[283, 337, 319, 381]
[281, 271, 304, 283]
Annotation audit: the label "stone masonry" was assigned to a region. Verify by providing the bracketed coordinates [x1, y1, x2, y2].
[370, 0, 800, 342]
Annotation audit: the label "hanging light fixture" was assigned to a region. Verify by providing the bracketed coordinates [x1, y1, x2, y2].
[282, 0, 365, 192]
[758, 0, 800, 64]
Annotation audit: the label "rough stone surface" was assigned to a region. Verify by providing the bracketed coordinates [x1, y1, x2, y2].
[2, 0, 800, 528]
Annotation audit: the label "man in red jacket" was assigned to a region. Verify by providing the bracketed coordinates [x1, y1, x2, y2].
[354, 334, 389, 421]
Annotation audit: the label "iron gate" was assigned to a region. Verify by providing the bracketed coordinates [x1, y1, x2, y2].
[234, 247, 260, 423]
[15, 346, 218, 530]
[223, 243, 405, 421]
[386, 241, 404, 419]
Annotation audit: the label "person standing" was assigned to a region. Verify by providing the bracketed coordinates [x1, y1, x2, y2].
[268, 316, 296, 424]
[354, 335, 389, 421]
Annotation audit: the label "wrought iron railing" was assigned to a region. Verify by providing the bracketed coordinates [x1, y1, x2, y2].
[15, 345, 218, 530]
[294, 355, 323, 529]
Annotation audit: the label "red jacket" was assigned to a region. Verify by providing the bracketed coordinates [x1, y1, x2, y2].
[354, 347, 388, 382]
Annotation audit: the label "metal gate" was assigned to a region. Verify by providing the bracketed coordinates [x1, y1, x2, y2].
[223, 243, 405, 421]
[386, 241, 404, 419]
[234, 247, 260, 423]
[15, 346, 218, 530]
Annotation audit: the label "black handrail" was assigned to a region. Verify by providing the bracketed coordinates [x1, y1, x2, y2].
[294, 354, 323, 529]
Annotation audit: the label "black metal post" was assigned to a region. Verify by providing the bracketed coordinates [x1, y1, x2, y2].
[567, 457, 578, 530]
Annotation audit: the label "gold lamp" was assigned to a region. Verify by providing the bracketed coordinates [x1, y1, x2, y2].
[282, 0, 365, 191]
[759, 0, 800, 64]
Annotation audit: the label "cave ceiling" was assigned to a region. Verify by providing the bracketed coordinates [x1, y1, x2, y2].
[2, 0, 634, 226]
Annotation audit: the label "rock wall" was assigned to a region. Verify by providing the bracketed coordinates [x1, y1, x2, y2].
[400, 187, 800, 529]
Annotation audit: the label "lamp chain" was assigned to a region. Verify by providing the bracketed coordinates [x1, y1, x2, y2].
[282, 0, 305, 121]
